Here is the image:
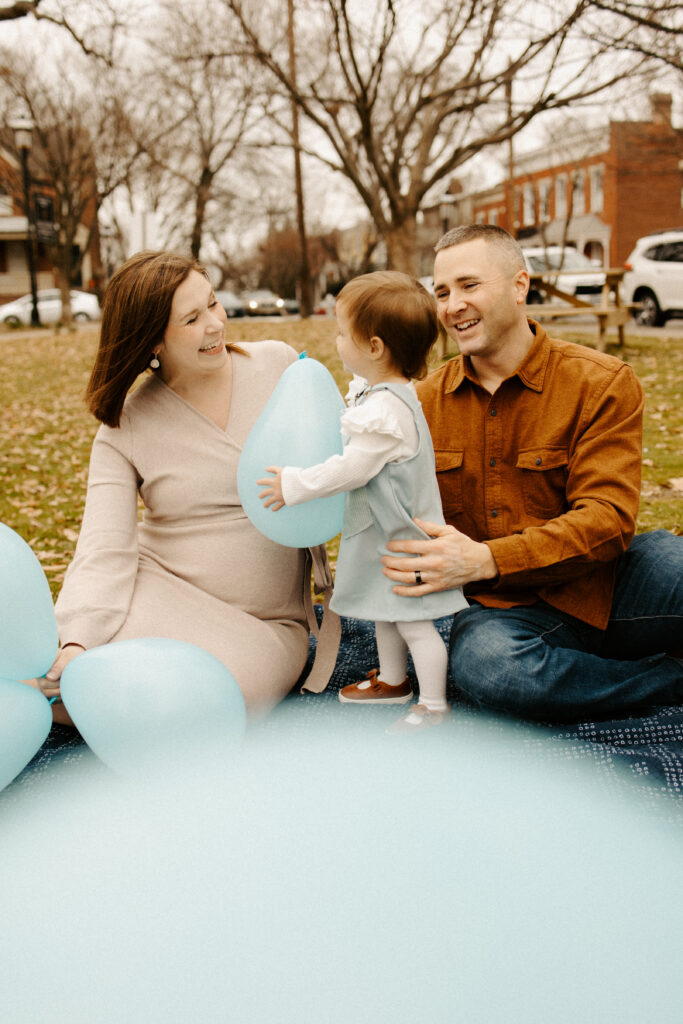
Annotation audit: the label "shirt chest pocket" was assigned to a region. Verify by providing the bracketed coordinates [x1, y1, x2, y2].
[434, 449, 464, 515]
[516, 447, 569, 519]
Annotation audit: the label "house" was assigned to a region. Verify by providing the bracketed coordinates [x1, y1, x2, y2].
[0, 145, 101, 303]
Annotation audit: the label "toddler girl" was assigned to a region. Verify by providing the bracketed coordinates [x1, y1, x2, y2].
[258, 271, 468, 731]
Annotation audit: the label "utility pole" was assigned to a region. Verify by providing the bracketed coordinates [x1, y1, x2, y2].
[287, 0, 313, 318]
[10, 116, 41, 327]
[505, 63, 516, 238]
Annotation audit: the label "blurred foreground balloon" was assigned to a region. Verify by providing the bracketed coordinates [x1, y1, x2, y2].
[238, 355, 345, 547]
[0, 678, 52, 791]
[0, 720, 680, 1022]
[61, 638, 246, 774]
[0, 521, 58, 680]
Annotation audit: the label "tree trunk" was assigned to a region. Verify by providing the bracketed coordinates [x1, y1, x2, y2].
[191, 168, 213, 260]
[384, 217, 418, 275]
[58, 262, 73, 328]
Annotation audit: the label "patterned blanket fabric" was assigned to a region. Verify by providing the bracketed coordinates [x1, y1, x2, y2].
[6, 611, 683, 825]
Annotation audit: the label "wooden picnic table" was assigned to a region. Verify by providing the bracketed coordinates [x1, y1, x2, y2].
[526, 267, 634, 352]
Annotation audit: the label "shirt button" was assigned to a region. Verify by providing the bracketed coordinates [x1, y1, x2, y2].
[535, 457, 543, 466]
[490, 409, 498, 416]
[491, 510, 498, 518]
[489, 458, 497, 467]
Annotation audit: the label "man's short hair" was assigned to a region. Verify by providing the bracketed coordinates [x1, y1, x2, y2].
[435, 224, 526, 273]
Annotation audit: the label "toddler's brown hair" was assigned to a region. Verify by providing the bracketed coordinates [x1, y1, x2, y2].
[337, 271, 439, 380]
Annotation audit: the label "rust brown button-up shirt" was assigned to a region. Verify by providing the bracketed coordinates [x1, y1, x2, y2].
[416, 322, 644, 629]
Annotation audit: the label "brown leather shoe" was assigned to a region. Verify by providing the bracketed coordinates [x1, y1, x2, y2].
[339, 668, 414, 704]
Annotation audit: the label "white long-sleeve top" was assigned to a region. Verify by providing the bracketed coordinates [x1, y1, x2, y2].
[281, 382, 419, 506]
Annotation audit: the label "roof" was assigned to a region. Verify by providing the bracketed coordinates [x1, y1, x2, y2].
[0, 215, 28, 239]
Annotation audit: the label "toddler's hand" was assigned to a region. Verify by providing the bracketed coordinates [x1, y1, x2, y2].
[258, 466, 286, 511]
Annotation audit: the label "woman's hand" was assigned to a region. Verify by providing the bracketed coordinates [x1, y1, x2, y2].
[21, 645, 85, 726]
[22, 643, 85, 700]
[382, 518, 498, 594]
[258, 466, 286, 511]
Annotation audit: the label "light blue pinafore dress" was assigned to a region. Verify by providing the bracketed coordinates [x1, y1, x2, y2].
[330, 382, 469, 623]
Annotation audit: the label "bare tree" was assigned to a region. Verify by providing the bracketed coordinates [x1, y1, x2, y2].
[0, 1, 41, 21]
[584, 1, 682, 73]
[0, 0, 133, 64]
[221, 0, 673, 272]
[0, 44, 141, 321]
[125, 0, 267, 261]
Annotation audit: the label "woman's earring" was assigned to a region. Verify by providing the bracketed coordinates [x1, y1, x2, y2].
[150, 354, 160, 369]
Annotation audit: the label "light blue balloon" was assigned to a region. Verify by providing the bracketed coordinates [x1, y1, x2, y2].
[0, 521, 59, 680]
[0, 678, 52, 791]
[61, 638, 246, 774]
[238, 355, 345, 547]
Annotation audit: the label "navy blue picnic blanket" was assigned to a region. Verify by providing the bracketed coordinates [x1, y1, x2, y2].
[7, 610, 683, 823]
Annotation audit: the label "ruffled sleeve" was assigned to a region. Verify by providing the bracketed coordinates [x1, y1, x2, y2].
[340, 399, 406, 444]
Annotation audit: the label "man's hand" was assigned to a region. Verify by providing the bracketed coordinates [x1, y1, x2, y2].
[382, 518, 498, 595]
[257, 466, 286, 511]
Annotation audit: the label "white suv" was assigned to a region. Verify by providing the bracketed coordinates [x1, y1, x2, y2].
[622, 230, 683, 326]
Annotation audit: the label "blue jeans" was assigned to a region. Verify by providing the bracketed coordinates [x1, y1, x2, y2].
[450, 531, 683, 721]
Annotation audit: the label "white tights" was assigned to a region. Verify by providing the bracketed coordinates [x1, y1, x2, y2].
[374, 619, 449, 711]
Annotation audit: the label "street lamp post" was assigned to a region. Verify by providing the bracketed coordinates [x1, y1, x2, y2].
[9, 116, 41, 328]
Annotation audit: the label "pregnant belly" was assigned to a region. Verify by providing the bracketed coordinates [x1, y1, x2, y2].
[138, 517, 306, 618]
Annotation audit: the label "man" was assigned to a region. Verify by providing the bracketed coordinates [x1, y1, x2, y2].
[382, 224, 682, 721]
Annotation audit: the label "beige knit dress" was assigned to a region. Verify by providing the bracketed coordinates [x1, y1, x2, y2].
[55, 340, 310, 718]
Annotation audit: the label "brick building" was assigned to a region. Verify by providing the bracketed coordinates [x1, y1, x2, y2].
[445, 92, 682, 269]
[0, 146, 101, 303]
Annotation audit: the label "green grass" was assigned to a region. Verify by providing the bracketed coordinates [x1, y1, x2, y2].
[0, 320, 680, 600]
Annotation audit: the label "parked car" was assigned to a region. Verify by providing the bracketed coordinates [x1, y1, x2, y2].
[0, 289, 101, 327]
[282, 297, 299, 315]
[621, 229, 683, 326]
[522, 246, 605, 303]
[242, 289, 285, 316]
[214, 289, 244, 318]
[314, 293, 336, 316]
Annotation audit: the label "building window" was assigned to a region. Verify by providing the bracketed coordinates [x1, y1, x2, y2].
[489, 208, 498, 226]
[0, 240, 7, 273]
[538, 179, 551, 223]
[34, 194, 55, 223]
[0, 187, 12, 216]
[573, 170, 585, 216]
[475, 211, 486, 224]
[555, 175, 567, 220]
[589, 165, 604, 213]
[513, 188, 521, 228]
[584, 240, 604, 265]
[522, 183, 535, 226]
